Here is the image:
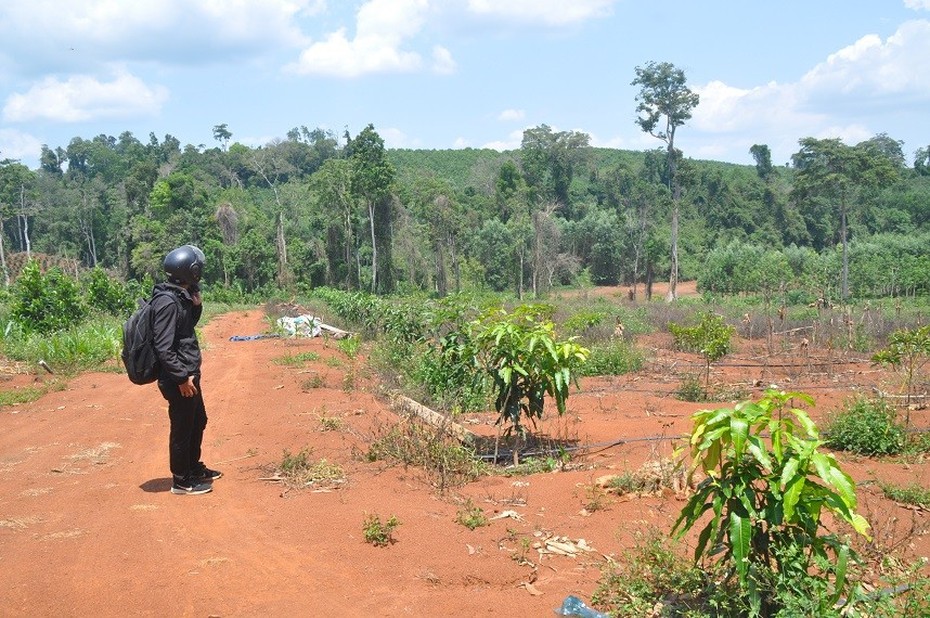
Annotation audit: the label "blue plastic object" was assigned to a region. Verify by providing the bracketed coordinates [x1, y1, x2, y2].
[554, 595, 608, 617]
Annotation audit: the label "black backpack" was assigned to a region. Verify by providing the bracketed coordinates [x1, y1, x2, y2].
[121, 291, 177, 385]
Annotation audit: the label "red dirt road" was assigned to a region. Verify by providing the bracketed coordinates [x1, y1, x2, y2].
[1, 295, 929, 616]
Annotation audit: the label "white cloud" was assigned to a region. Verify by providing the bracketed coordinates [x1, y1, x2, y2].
[905, 0, 930, 10]
[432, 45, 457, 74]
[692, 80, 819, 134]
[0, 0, 318, 74]
[288, 0, 431, 77]
[481, 128, 525, 151]
[453, 137, 471, 148]
[0, 129, 42, 163]
[498, 108, 525, 122]
[589, 131, 653, 151]
[466, 0, 616, 25]
[800, 20, 930, 96]
[688, 19, 930, 163]
[379, 126, 422, 148]
[3, 68, 169, 122]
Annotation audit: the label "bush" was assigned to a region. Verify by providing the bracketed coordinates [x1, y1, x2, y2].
[10, 260, 86, 333]
[84, 267, 136, 317]
[367, 421, 484, 492]
[454, 500, 489, 530]
[676, 374, 707, 402]
[824, 396, 906, 456]
[676, 389, 870, 615]
[592, 530, 712, 617]
[578, 339, 644, 376]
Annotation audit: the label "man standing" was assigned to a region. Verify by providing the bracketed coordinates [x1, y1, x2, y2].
[153, 245, 221, 495]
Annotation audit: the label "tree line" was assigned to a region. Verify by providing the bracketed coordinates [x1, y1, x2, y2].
[1, 61, 929, 303]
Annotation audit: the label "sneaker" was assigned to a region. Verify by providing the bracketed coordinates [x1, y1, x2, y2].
[171, 477, 213, 495]
[192, 463, 223, 481]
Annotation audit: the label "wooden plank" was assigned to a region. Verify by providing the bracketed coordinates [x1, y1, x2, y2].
[391, 395, 476, 445]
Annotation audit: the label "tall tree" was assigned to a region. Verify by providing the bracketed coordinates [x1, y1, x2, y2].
[212, 124, 232, 151]
[915, 146, 930, 176]
[632, 61, 699, 301]
[249, 143, 298, 287]
[791, 137, 899, 299]
[519, 125, 590, 213]
[750, 144, 774, 181]
[0, 161, 37, 284]
[309, 158, 357, 289]
[347, 125, 395, 294]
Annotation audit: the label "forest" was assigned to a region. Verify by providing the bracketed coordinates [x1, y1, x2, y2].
[1, 104, 930, 304]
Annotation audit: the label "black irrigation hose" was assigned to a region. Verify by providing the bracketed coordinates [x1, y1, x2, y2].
[477, 434, 686, 462]
[479, 425, 930, 463]
[582, 384, 885, 397]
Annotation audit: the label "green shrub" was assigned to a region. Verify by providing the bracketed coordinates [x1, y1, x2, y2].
[676, 374, 707, 402]
[83, 267, 136, 317]
[363, 513, 400, 547]
[562, 310, 606, 335]
[578, 339, 644, 376]
[337, 335, 360, 359]
[411, 335, 490, 413]
[676, 389, 870, 615]
[824, 396, 905, 456]
[10, 260, 86, 333]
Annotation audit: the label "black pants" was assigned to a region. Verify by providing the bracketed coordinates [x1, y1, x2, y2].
[158, 376, 208, 480]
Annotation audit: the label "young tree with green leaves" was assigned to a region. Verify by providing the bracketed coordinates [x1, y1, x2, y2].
[872, 324, 930, 423]
[632, 61, 699, 302]
[471, 305, 589, 462]
[676, 389, 870, 615]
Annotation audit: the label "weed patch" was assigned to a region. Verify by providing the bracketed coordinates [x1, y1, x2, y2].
[454, 500, 489, 530]
[878, 481, 930, 509]
[605, 458, 684, 496]
[268, 447, 346, 490]
[272, 351, 321, 366]
[367, 420, 485, 492]
[300, 373, 325, 390]
[363, 513, 400, 547]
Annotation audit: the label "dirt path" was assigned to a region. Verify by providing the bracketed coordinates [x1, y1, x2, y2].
[1, 302, 928, 616]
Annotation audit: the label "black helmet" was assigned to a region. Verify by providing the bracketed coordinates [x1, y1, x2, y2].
[164, 245, 205, 285]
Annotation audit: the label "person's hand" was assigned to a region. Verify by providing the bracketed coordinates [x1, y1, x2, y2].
[191, 291, 202, 306]
[179, 376, 198, 397]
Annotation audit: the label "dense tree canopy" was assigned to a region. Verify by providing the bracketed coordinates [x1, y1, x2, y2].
[1, 117, 929, 304]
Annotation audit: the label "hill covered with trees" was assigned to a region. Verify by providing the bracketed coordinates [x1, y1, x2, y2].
[1, 120, 929, 304]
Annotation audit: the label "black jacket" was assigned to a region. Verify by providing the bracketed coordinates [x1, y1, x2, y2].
[151, 282, 203, 384]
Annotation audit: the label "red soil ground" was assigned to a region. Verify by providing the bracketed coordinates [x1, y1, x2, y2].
[1, 282, 928, 617]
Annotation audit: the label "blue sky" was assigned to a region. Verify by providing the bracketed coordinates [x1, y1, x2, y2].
[1, 0, 929, 170]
